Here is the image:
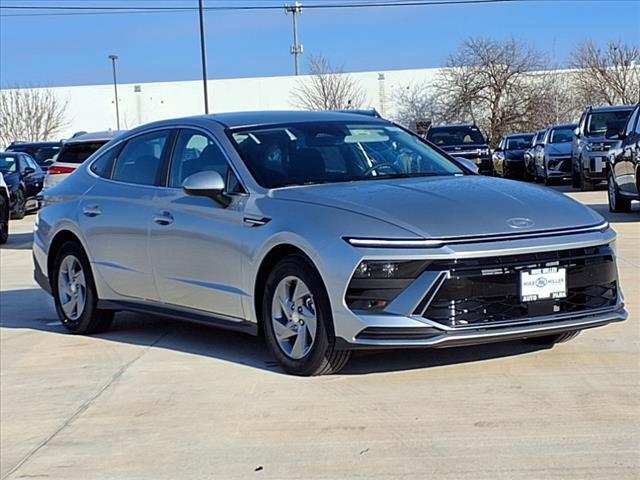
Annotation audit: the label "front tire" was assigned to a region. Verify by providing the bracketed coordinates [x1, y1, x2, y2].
[608, 171, 631, 212]
[52, 241, 114, 334]
[580, 170, 595, 191]
[262, 255, 350, 376]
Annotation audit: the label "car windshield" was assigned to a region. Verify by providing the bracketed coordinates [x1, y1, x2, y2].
[0, 155, 18, 174]
[426, 126, 486, 146]
[586, 110, 632, 136]
[229, 122, 465, 188]
[549, 127, 574, 144]
[56, 141, 108, 164]
[505, 135, 533, 150]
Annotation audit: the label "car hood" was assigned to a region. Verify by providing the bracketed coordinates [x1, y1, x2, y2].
[545, 143, 572, 156]
[272, 176, 603, 239]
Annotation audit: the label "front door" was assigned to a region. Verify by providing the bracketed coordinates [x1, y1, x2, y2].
[149, 128, 247, 320]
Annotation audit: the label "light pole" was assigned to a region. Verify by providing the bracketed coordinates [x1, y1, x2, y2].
[285, 2, 303, 75]
[108, 54, 120, 130]
[198, 0, 209, 113]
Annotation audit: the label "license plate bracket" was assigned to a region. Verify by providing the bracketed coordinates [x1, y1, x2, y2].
[520, 267, 567, 302]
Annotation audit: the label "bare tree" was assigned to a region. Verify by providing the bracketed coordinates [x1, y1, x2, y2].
[392, 82, 444, 130]
[291, 55, 367, 110]
[571, 39, 640, 106]
[0, 86, 68, 147]
[437, 38, 549, 146]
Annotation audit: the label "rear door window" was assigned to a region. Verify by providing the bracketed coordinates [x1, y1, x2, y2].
[112, 130, 171, 186]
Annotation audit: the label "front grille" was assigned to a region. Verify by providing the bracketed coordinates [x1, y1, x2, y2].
[421, 246, 618, 328]
[548, 157, 572, 172]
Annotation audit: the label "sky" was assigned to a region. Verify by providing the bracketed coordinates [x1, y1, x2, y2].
[0, 0, 639, 88]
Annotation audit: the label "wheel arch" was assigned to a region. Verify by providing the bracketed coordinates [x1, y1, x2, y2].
[253, 243, 329, 336]
[47, 230, 85, 281]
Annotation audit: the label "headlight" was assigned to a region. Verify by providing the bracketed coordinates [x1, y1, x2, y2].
[353, 260, 426, 279]
[345, 237, 444, 248]
[346, 260, 428, 311]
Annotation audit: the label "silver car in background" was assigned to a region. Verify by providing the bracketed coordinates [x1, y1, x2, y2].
[34, 111, 627, 375]
[534, 123, 577, 185]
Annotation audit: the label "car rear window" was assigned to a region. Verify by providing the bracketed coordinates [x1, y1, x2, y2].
[56, 141, 108, 164]
[426, 126, 486, 146]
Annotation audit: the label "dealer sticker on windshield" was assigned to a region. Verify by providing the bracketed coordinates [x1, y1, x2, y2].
[520, 267, 567, 302]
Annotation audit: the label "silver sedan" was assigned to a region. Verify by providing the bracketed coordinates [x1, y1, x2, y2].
[33, 111, 627, 375]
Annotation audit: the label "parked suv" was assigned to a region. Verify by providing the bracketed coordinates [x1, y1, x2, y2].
[607, 103, 640, 212]
[426, 124, 492, 175]
[5, 141, 62, 170]
[534, 124, 577, 185]
[573, 105, 634, 191]
[44, 131, 125, 189]
[34, 111, 626, 376]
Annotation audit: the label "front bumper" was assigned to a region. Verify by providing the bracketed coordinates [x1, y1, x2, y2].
[331, 229, 626, 350]
[545, 157, 572, 178]
[581, 152, 609, 181]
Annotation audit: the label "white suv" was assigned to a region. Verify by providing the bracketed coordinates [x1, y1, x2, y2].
[44, 131, 125, 189]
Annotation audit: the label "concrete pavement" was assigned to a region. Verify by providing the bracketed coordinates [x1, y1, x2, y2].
[1, 187, 638, 480]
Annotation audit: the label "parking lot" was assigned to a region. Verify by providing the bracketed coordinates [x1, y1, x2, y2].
[1, 186, 638, 480]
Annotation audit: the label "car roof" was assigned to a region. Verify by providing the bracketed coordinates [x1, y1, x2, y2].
[589, 105, 635, 113]
[7, 141, 62, 148]
[206, 110, 388, 128]
[64, 130, 127, 144]
[549, 123, 578, 129]
[506, 132, 535, 138]
[428, 124, 478, 129]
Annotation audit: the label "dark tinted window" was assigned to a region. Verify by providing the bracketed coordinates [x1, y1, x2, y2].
[112, 130, 170, 186]
[0, 154, 18, 174]
[23, 155, 40, 171]
[57, 141, 108, 164]
[6, 145, 61, 165]
[426, 126, 485, 146]
[549, 127, 575, 144]
[90, 146, 120, 178]
[505, 135, 534, 150]
[586, 110, 633, 136]
[623, 107, 639, 136]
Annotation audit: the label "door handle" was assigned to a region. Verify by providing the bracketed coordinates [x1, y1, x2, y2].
[153, 211, 174, 226]
[82, 205, 102, 217]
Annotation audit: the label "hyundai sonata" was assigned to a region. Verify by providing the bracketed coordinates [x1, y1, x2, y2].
[34, 111, 627, 375]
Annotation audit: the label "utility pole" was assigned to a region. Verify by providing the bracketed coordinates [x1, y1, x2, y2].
[108, 54, 120, 130]
[198, 0, 209, 113]
[285, 2, 303, 75]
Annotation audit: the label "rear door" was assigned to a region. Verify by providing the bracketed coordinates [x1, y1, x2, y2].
[149, 128, 247, 319]
[79, 129, 174, 301]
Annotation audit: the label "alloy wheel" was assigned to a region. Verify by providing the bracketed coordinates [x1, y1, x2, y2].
[57, 254, 87, 321]
[271, 275, 317, 360]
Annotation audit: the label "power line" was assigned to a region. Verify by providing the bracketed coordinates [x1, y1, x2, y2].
[0, 0, 539, 18]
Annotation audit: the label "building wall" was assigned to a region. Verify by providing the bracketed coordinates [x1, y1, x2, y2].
[45, 67, 441, 138]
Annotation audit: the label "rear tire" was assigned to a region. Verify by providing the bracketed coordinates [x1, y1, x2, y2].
[11, 189, 26, 220]
[608, 171, 632, 213]
[525, 330, 580, 346]
[52, 241, 114, 334]
[262, 255, 350, 376]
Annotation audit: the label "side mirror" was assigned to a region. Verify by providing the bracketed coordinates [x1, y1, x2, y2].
[455, 157, 479, 174]
[182, 170, 230, 207]
[24, 167, 35, 175]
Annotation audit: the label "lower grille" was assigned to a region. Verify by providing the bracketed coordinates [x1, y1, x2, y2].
[421, 246, 618, 328]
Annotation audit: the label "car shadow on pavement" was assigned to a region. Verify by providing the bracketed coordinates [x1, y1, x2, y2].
[0, 231, 34, 250]
[583, 203, 640, 223]
[1, 288, 551, 376]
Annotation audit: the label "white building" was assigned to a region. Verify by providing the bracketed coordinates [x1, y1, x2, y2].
[45, 67, 441, 138]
